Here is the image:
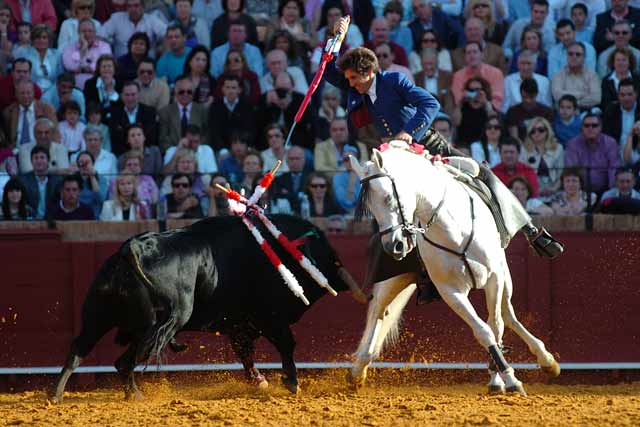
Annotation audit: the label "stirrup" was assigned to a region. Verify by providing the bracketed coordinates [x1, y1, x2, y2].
[527, 227, 564, 259]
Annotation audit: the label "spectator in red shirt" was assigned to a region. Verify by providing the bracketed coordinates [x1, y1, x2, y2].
[4, 0, 57, 33]
[492, 137, 540, 196]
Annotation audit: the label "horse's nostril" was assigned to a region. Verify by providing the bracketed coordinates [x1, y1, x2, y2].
[394, 241, 404, 253]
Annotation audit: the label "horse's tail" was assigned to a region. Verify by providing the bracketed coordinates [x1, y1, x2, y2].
[125, 236, 178, 366]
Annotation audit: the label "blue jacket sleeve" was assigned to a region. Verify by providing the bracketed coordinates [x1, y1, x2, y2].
[393, 73, 441, 140]
[323, 56, 350, 91]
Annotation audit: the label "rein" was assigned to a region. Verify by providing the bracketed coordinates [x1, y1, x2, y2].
[360, 157, 479, 289]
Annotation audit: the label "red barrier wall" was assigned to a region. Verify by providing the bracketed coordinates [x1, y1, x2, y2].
[1, 231, 639, 371]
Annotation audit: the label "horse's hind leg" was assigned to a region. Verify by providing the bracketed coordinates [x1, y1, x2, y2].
[483, 274, 506, 394]
[501, 271, 560, 377]
[437, 286, 526, 396]
[349, 273, 417, 388]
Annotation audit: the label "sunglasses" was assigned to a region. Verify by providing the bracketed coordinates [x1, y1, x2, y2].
[78, 5, 92, 10]
[310, 183, 327, 189]
[138, 69, 153, 75]
[172, 182, 190, 188]
[614, 30, 630, 35]
[529, 126, 547, 135]
[327, 227, 343, 233]
[422, 37, 437, 43]
[473, 3, 490, 8]
[583, 122, 600, 128]
[177, 89, 193, 95]
[486, 124, 501, 130]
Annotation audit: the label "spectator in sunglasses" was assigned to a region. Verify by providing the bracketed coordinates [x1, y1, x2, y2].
[374, 42, 414, 83]
[158, 76, 208, 152]
[166, 172, 203, 219]
[521, 117, 564, 196]
[551, 41, 601, 110]
[565, 111, 620, 194]
[135, 58, 170, 110]
[304, 171, 345, 218]
[505, 77, 554, 140]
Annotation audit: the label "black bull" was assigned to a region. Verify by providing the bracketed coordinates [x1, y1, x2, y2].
[51, 215, 365, 401]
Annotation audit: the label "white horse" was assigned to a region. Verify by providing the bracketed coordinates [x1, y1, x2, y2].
[348, 141, 560, 395]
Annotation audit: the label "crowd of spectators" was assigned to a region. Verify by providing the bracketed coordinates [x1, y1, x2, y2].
[1, 0, 640, 222]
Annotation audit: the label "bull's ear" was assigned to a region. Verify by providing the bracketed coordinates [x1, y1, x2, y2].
[349, 155, 365, 179]
[372, 149, 384, 169]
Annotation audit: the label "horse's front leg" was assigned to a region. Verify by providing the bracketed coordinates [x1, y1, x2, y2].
[349, 273, 417, 389]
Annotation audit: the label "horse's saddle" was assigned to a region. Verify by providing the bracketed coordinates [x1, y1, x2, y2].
[437, 157, 510, 248]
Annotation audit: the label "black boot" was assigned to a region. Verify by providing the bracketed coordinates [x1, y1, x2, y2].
[416, 270, 441, 305]
[522, 224, 564, 259]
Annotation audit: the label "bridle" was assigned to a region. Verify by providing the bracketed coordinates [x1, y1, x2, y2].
[359, 171, 425, 238]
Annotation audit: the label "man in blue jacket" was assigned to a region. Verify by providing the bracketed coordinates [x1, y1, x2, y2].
[327, 17, 563, 302]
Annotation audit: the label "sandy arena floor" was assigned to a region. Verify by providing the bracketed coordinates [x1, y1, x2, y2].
[0, 371, 638, 426]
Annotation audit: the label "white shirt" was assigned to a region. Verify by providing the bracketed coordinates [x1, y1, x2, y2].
[502, 72, 553, 113]
[259, 66, 309, 95]
[16, 103, 35, 147]
[422, 72, 438, 96]
[125, 105, 139, 124]
[99, 12, 167, 57]
[366, 75, 377, 104]
[470, 141, 501, 167]
[620, 103, 637, 148]
[163, 144, 218, 174]
[179, 103, 192, 121]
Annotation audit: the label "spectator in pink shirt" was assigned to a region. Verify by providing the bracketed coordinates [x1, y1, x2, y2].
[451, 41, 504, 111]
[62, 18, 112, 89]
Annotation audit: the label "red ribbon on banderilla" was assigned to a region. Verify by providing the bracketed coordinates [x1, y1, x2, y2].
[216, 161, 337, 305]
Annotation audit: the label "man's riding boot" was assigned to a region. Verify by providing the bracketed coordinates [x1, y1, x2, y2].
[521, 224, 564, 259]
[416, 269, 441, 305]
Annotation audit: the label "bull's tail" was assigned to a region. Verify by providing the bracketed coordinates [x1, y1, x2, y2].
[125, 237, 178, 366]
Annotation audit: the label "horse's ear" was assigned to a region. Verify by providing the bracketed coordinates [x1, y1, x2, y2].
[372, 149, 384, 169]
[349, 155, 365, 179]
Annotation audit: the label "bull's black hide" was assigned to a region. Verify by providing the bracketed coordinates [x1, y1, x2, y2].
[51, 215, 353, 401]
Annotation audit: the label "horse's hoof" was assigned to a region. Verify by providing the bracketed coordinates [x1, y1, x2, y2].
[47, 391, 62, 404]
[281, 377, 299, 395]
[506, 383, 527, 397]
[541, 360, 561, 377]
[346, 371, 364, 390]
[124, 390, 143, 401]
[487, 385, 505, 395]
[254, 374, 269, 390]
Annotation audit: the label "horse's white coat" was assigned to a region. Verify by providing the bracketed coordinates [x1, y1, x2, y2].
[349, 144, 558, 392]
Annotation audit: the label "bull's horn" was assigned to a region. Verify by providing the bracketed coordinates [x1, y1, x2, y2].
[338, 267, 368, 304]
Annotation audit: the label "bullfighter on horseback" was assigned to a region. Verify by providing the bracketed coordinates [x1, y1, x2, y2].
[324, 17, 564, 303]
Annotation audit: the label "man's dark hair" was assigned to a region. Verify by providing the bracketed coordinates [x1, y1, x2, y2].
[12, 57, 32, 71]
[556, 18, 575, 32]
[166, 24, 184, 36]
[499, 136, 521, 153]
[278, 0, 305, 18]
[31, 145, 50, 160]
[567, 41, 585, 54]
[532, 0, 549, 9]
[138, 57, 155, 69]
[56, 72, 75, 85]
[220, 73, 242, 86]
[615, 167, 635, 178]
[185, 124, 201, 135]
[570, 2, 588, 15]
[172, 173, 192, 186]
[559, 94, 578, 108]
[60, 100, 81, 115]
[520, 78, 538, 95]
[618, 77, 638, 94]
[122, 80, 141, 92]
[223, 0, 244, 13]
[337, 47, 379, 75]
[62, 173, 83, 189]
[228, 18, 247, 30]
[383, 0, 404, 17]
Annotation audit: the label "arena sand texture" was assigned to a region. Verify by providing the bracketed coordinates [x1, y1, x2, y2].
[0, 371, 638, 426]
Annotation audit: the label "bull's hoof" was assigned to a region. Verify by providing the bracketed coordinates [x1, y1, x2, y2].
[281, 377, 299, 395]
[346, 371, 364, 390]
[124, 390, 144, 401]
[505, 383, 527, 397]
[169, 338, 188, 353]
[487, 384, 505, 395]
[541, 360, 561, 377]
